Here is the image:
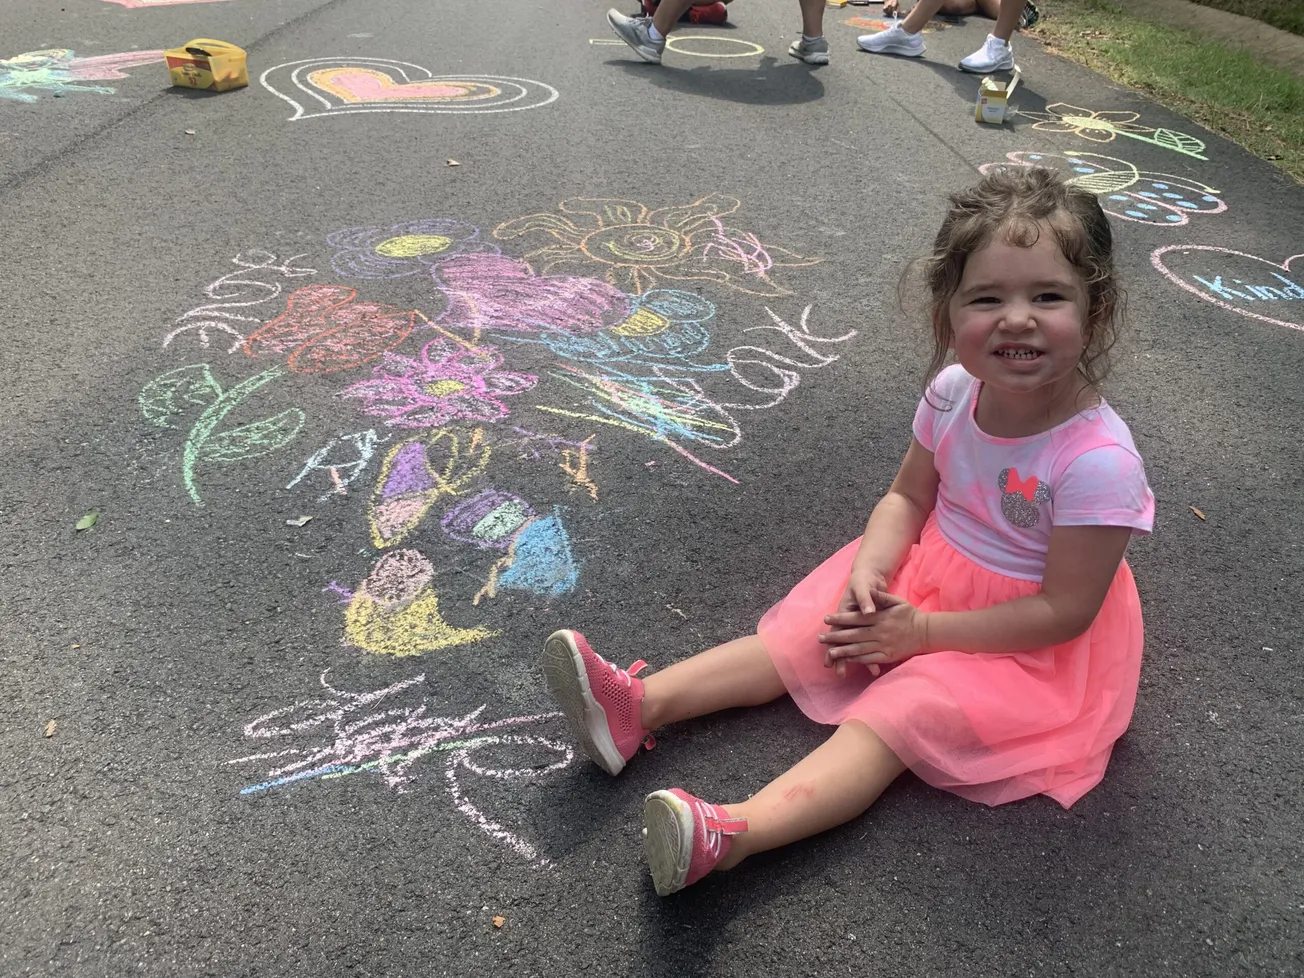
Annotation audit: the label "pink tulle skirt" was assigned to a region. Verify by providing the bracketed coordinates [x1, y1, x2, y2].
[758, 517, 1144, 808]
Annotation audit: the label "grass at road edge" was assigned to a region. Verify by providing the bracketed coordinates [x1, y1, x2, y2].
[1028, 0, 1304, 185]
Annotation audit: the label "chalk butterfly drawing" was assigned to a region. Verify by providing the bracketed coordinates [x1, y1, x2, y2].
[981, 152, 1226, 227]
[997, 467, 1050, 528]
[259, 58, 559, 120]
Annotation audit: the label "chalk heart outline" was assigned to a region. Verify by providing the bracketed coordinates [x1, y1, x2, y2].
[1151, 245, 1304, 333]
[259, 58, 559, 121]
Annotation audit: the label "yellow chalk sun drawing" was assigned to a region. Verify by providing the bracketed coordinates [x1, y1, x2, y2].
[493, 195, 820, 296]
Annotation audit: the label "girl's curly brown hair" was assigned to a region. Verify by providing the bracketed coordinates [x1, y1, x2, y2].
[918, 167, 1123, 403]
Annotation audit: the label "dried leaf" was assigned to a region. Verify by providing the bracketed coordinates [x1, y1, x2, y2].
[184, 129, 196, 135]
[1190, 506, 1207, 521]
[446, 159, 461, 167]
[71, 644, 81, 649]
[43, 720, 57, 738]
[75, 510, 99, 531]
[492, 916, 505, 928]
[286, 516, 313, 527]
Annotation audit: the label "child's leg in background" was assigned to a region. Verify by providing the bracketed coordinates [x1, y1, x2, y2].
[901, 0, 949, 33]
[719, 720, 906, 869]
[640, 634, 788, 729]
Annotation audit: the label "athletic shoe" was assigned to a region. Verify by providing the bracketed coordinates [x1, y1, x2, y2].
[606, 9, 666, 64]
[788, 35, 830, 65]
[689, 2, 728, 24]
[542, 629, 650, 776]
[959, 33, 1014, 72]
[643, 788, 748, 896]
[857, 23, 925, 57]
[1019, 1, 1041, 29]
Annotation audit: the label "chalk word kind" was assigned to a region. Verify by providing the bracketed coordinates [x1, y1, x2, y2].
[260, 59, 559, 121]
[163, 250, 318, 353]
[1150, 246, 1304, 333]
[229, 671, 573, 866]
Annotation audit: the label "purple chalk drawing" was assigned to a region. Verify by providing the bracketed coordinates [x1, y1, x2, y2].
[327, 220, 499, 280]
[340, 336, 537, 429]
[432, 254, 632, 335]
[441, 489, 536, 550]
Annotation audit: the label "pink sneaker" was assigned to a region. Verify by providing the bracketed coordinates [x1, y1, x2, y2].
[642, 788, 748, 895]
[542, 629, 651, 776]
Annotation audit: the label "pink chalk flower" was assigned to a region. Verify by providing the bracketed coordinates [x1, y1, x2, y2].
[341, 337, 537, 429]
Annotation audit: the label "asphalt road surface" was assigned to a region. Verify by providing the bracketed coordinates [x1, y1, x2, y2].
[2, 1, 1301, 976]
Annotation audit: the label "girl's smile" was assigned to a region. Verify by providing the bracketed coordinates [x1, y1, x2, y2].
[947, 229, 1093, 427]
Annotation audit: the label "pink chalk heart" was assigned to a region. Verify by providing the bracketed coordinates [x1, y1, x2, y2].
[1151, 245, 1304, 333]
[308, 67, 496, 103]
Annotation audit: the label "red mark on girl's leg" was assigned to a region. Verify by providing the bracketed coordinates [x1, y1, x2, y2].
[782, 783, 815, 802]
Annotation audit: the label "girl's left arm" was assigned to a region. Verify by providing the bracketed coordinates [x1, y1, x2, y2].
[920, 524, 1134, 654]
[824, 524, 1134, 663]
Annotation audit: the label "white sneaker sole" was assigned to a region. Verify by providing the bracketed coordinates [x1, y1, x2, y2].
[959, 55, 1014, 73]
[542, 629, 626, 776]
[643, 790, 693, 896]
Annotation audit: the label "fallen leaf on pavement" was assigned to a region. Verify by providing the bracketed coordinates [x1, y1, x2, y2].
[184, 129, 196, 135]
[446, 159, 461, 167]
[44, 720, 57, 738]
[1190, 506, 1207, 521]
[286, 516, 313, 527]
[75, 511, 99, 531]
[492, 916, 505, 928]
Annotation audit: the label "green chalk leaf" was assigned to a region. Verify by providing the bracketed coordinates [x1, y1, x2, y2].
[75, 510, 99, 531]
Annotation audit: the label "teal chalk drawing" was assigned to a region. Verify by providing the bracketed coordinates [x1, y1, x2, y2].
[140, 364, 305, 505]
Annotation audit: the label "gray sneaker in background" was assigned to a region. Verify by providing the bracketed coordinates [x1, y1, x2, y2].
[788, 35, 830, 65]
[606, 9, 666, 63]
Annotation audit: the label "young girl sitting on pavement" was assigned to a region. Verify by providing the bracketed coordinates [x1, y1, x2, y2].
[542, 167, 1154, 896]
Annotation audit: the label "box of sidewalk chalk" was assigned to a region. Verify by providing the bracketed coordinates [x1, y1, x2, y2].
[165, 38, 248, 92]
[975, 67, 1020, 124]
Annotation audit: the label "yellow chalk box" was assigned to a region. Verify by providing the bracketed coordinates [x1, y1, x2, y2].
[975, 68, 1021, 124]
[165, 39, 248, 92]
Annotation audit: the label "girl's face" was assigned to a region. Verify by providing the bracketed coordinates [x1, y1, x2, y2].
[947, 230, 1091, 402]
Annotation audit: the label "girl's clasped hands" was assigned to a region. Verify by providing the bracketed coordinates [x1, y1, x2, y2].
[821, 575, 928, 677]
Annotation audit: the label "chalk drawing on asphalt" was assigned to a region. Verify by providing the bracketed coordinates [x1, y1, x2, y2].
[260, 59, 560, 121]
[1017, 103, 1209, 160]
[229, 670, 573, 866]
[0, 48, 163, 102]
[1150, 246, 1304, 333]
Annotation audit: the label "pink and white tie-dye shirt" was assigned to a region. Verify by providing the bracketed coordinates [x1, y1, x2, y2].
[913, 365, 1154, 581]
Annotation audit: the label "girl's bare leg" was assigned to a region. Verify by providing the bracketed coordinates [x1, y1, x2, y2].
[640, 634, 787, 730]
[718, 720, 906, 869]
[973, 0, 1001, 18]
[651, 0, 698, 36]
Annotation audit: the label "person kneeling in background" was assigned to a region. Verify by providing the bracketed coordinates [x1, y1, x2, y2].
[640, 0, 732, 26]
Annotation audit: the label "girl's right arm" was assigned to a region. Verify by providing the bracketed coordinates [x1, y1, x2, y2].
[844, 437, 940, 614]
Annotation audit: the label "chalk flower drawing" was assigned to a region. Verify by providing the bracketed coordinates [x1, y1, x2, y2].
[1018, 103, 1208, 160]
[243, 284, 418, 373]
[341, 337, 537, 429]
[327, 220, 499, 279]
[229, 670, 571, 866]
[368, 427, 492, 548]
[493, 196, 821, 296]
[140, 364, 305, 506]
[0, 48, 163, 102]
[343, 549, 498, 656]
[433, 254, 631, 335]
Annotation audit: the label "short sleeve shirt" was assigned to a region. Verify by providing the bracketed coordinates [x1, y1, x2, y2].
[913, 365, 1154, 581]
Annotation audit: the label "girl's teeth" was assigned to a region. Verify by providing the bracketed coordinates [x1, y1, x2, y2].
[997, 349, 1038, 359]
